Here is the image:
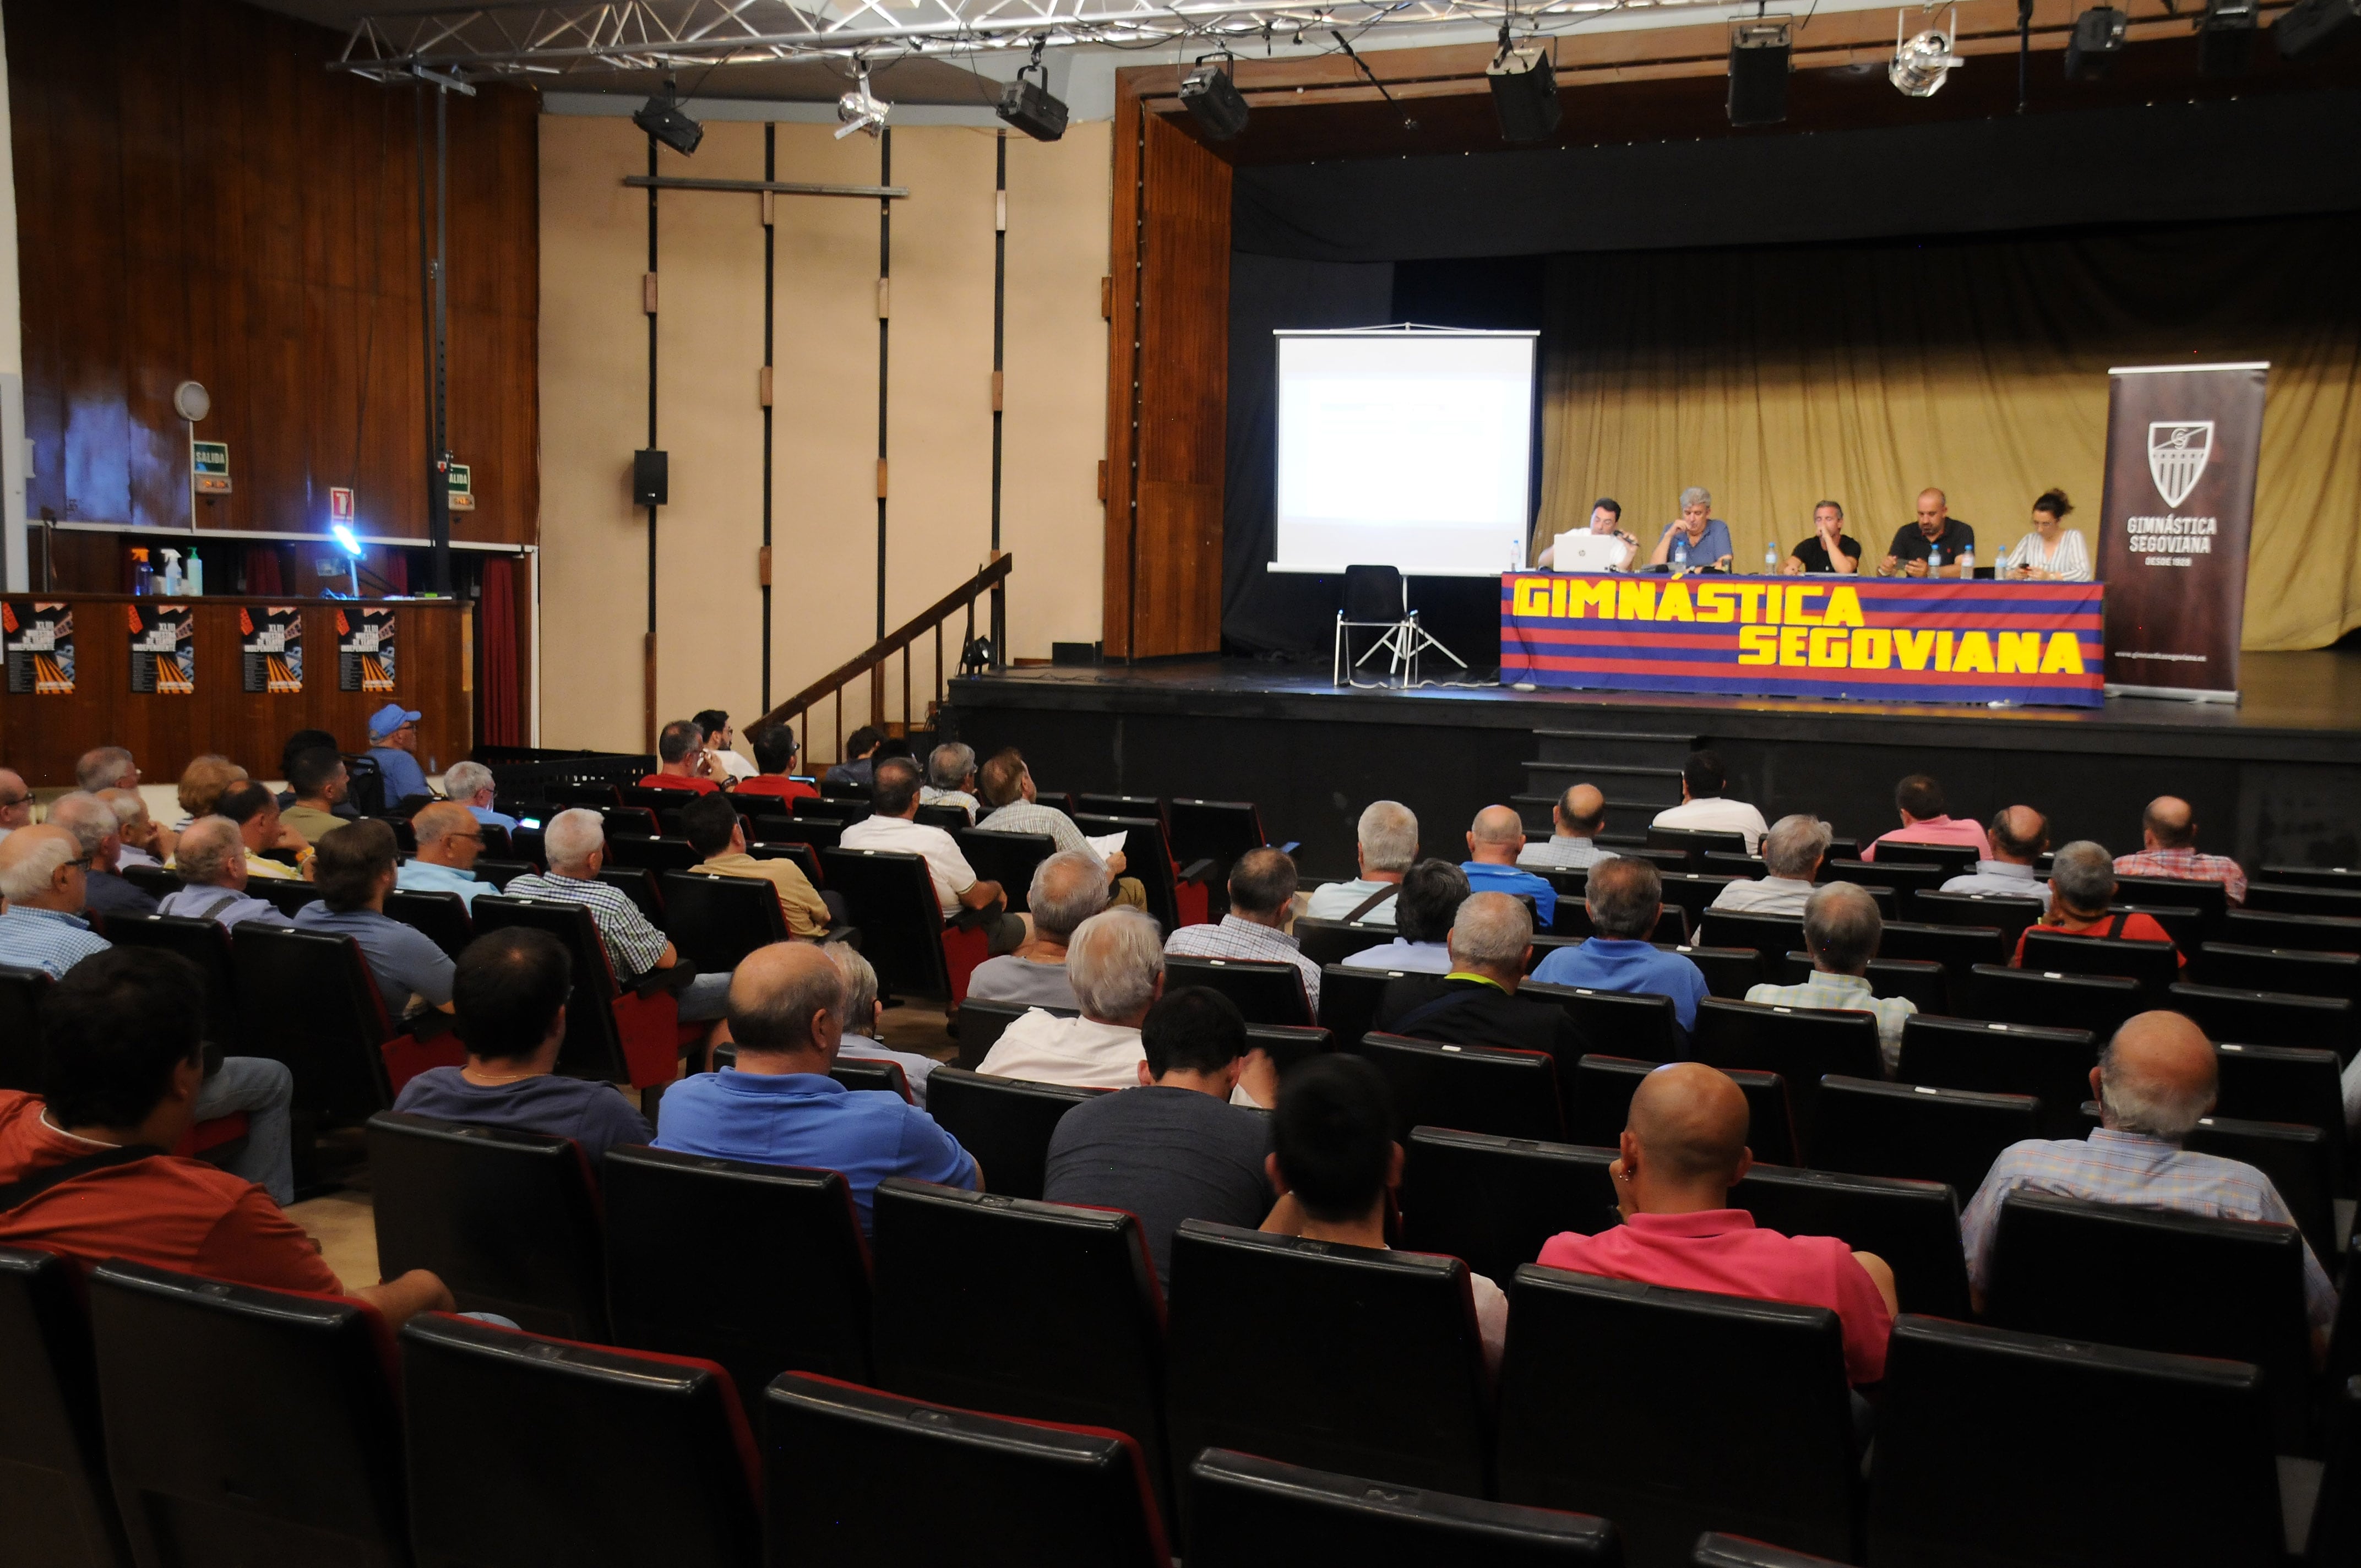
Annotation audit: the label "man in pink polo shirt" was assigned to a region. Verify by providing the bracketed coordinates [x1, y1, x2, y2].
[1862, 774, 1992, 863]
[1536, 1062, 1897, 1385]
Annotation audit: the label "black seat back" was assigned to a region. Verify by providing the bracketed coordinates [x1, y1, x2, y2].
[1827, 857, 1947, 900]
[1645, 825, 1748, 871]
[1316, 963, 1396, 1048]
[470, 894, 632, 1082]
[1896, 1014, 2099, 1141]
[119, 863, 184, 901]
[0, 966, 47, 1091]
[661, 869, 790, 972]
[2019, 929, 2181, 1000]
[1692, 1533, 1850, 1567]
[88, 913, 239, 1047]
[2186, 1114, 2339, 1261]
[1164, 955, 1312, 1027]
[1245, 1022, 1331, 1076]
[1078, 792, 1163, 824]
[365, 1111, 607, 1339]
[1564, 1053, 1798, 1168]
[1906, 892, 2041, 949]
[1400, 1129, 1618, 1286]
[915, 803, 971, 832]
[230, 924, 396, 1118]
[384, 888, 475, 960]
[1671, 943, 1764, 1000]
[923, 1067, 1103, 1201]
[1810, 1075, 2036, 1200]
[1496, 1266, 1857, 1566]
[951, 997, 1065, 1071]
[1732, 1164, 1970, 1319]
[2115, 873, 2232, 932]
[760, 815, 842, 853]
[1870, 840, 1981, 874]
[820, 847, 952, 997]
[2212, 1042, 2351, 1186]
[256, 878, 324, 917]
[402, 1313, 761, 1568]
[472, 856, 532, 890]
[1690, 999, 1883, 1158]
[2170, 981, 2357, 1057]
[1351, 1033, 1562, 1142]
[0, 1246, 129, 1568]
[828, 1057, 911, 1098]
[2219, 907, 2361, 955]
[88, 1260, 406, 1567]
[1522, 981, 1680, 1064]
[1293, 916, 1388, 971]
[956, 829, 1058, 914]
[1165, 1221, 1491, 1498]
[1167, 798, 1271, 883]
[1074, 813, 1191, 931]
[1696, 908, 1805, 959]
[1967, 963, 2142, 1039]
[595, 864, 665, 924]
[2197, 940, 2361, 1004]
[602, 1146, 872, 1403]
[764, 1371, 1169, 1566]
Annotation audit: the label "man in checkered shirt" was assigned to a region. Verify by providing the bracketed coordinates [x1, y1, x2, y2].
[974, 748, 1146, 912]
[504, 809, 732, 1021]
[1162, 846, 1322, 1012]
[1961, 1010, 2336, 1354]
[2112, 795, 2247, 906]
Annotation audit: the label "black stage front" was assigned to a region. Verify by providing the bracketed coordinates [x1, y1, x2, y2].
[944, 650, 2361, 883]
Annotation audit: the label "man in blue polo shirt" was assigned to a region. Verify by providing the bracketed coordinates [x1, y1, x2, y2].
[1531, 854, 1710, 1041]
[1461, 805, 1556, 927]
[366, 703, 431, 808]
[654, 941, 978, 1232]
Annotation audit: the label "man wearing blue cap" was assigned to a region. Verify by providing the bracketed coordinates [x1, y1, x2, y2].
[367, 704, 431, 807]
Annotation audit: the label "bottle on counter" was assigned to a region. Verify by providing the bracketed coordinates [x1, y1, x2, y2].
[131, 548, 153, 595]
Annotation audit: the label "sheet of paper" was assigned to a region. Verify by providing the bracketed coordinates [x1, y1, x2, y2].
[1086, 831, 1127, 859]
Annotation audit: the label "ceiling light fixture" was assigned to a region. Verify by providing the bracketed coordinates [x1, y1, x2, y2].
[1179, 52, 1250, 140]
[632, 76, 704, 155]
[996, 39, 1069, 141]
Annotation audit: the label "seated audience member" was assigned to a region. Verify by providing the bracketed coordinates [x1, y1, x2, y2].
[824, 940, 940, 1107]
[365, 705, 432, 807]
[278, 729, 342, 801]
[641, 718, 723, 794]
[1531, 856, 1710, 1036]
[0, 766, 29, 843]
[397, 801, 493, 910]
[1260, 1053, 1506, 1375]
[2114, 794, 2247, 906]
[1304, 801, 1419, 925]
[822, 726, 884, 792]
[442, 760, 518, 834]
[0, 825, 113, 977]
[1045, 987, 1278, 1285]
[2012, 840, 2182, 967]
[279, 747, 351, 844]
[1650, 750, 1770, 854]
[656, 942, 977, 1232]
[966, 851, 1109, 1009]
[174, 753, 247, 831]
[75, 745, 140, 794]
[1538, 1062, 1896, 1386]
[100, 787, 166, 869]
[1164, 847, 1324, 1011]
[1341, 860, 1470, 974]
[46, 792, 157, 919]
[1941, 806, 2051, 900]
[505, 810, 733, 1022]
[1460, 805, 1557, 925]
[921, 742, 982, 821]
[157, 817, 292, 930]
[842, 758, 1025, 955]
[679, 792, 833, 939]
[1863, 773, 1992, 863]
[1710, 813, 1830, 917]
[978, 908, 1166, 1090]
[294, 821, 455, 1019]
[202, 780, 310, 881]
[1961, 1011, 2336, 1352]
[1519, 784, 1619, 872]
[975, 747, 1142, 907]
[1745, 882, 1917, 1071]
[393, 928, 650, 1169]
[693, 709, 756, 783]
[1374, 892, 1587, 1063]
[732, 722, 818, 805]
[0, 949, 449, 1322]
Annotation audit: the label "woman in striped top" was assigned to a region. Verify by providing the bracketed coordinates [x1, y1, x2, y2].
[2003, 488, 2092, 581]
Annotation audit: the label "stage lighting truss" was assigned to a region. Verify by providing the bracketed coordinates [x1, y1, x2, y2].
[1887, 3, 1962, 95]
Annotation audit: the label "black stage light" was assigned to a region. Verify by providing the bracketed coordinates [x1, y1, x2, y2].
[1727, 20, 1792, 126]
[633, 88, 703, 157]
[2272, 0, 2361, 57]
[1486, 43, 1562, 141]
[2195, 0, 2258, 74]
[997, 59, 1068, 141]
[1179, 60, 1250, 140]
[633, 449, 668, 508]
[2064, 7, 2129, 77]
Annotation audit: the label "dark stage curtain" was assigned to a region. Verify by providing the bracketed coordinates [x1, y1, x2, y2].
[479, 554, 523, 747]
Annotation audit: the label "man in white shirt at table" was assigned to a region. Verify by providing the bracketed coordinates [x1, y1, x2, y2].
[840, 757, 1026, 955]
[1649, 750, 1770, 855]
[1303, 801, 1418, 927]
[1709, 814, 1830, 918]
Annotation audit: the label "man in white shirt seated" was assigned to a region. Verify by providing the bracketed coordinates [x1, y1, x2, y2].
[966, 851, 1108, 1010]
[1519, 783, 1619, 873]
[840, 758, 1025, 955]
[1709, 814, 1830, 917]
[1942, 806, 2052, 901]
[1649, 749, 1770, 854]
[920, 743, 982, 823]
[1340, 860, 1468, 974]
[1164, 847, 1325, 1012]
[825, 940, 940, 1107]
[977, 908, 1165, 1090]
[396, 802, 492, 908]
[1303, 801, 1417, 926]
[693, 708, 758, 783]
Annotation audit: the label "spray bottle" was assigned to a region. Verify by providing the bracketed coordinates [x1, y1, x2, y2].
[160, 549, 183, 596]
[131, 548, 153, 595]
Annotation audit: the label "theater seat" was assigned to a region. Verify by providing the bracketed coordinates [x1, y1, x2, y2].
[1351, 1032, 1564, 1142]
[957, 828, 1057, 914]
[383, 888, 475, 961]
[2197, 941, 2361, 1005]
[1691, 1534, 1847, 1567]
[87, 1260, 406, 1568]
[232, 924, 451, 1117]
[1318, 963, 1397, 1050]
[1074, 812, 1214, 931]
[1732, 1163, 1970, 1320]
[366, 1111, 608, 1340]
[1565, 1054, 1798, 1168]
[402, 1314, 761, 1568]
[950, 997, 1071, 1071]
[0, 1246, 130, 1568]
[1689, 999, 1883, 1160]
[1165, 955, 1313, 1027]
[1966, 963, 2142, 1042]
[2213, 1042, 2352, 1196]
[1165, 1220, 1492, 1498]
[826, 1056, 911, 1099]
[2186, 1113, 2340, 1264]
[602, 1146, 873, 1406]
[472, 894, 695, 1088]
[1400, 1128, 1618, 1287]
[821, 846, 988, 1003]
[1187, 1447, 1621, 1566]
[2219, 907, 2361, 956]
[1809, 1075, 2037, 1201]
[1671, 943, 1765, 1000]
[1696, 908, 1807, 960]
[764, 1371, 1171, 1567]
[1522, 982, 1682, 1064]
[1895, 1015, 2099, 1141]
[2018, 928, 2181, 1003]
[923, 1067, 1105, 1202]
[0, 965, 50, 1091]
[2303, 1375, 2361, 1565]
[97, 913, 241, 1049]
[2169, 981, 2357, 1058]
[661, 870, 788, 972]
[1495, 1266, 1858, 1566]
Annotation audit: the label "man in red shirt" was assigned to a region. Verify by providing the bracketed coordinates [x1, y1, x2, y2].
[0, 947, 451, 1325]
[1537, 1061, 1896, 1385]
[638, 718, 722, 795]
[731, 721, 818, 806]
[1863, 773, 1992, 863]
[2011, 840, 2183, 968]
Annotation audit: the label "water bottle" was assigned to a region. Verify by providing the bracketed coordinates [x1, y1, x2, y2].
[1764, 543, 1780, 573]
[1673, 539, 1689, 569]
[1959, 546, 1975, 578]
[1927, 545, 1942, 576]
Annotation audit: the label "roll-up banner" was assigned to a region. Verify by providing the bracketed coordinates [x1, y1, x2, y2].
[2098, 361, 2266, 703]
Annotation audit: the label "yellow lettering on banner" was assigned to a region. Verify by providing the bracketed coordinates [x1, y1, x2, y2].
[1550, 578, 1568, 618]
[1738, 627, 1777, 665]
[1515, 578, 1549, 617]
[1779, 627, 1810, 666]
[1657, 582, 1695, 621]
[1809, 628, 1849, 667]
[1994, 631, 2042, 673]
[1787, 585, 1823, 627]
[1617, 580, 1658, 620]
[1762, 584, 1782, 625]
[1571, 580, 1619, 618]
[1954, 631, 1996, 673]
[1895, 630, 1941, 671]
[1736, 584, 1770, 624]
[1935, 631, 1957, 672]
[1696, 585, 1737, 624]
[1852, 628, 1892, 668]
[2039, 632, 2087, 674]
[1824, 586, 1865, 628]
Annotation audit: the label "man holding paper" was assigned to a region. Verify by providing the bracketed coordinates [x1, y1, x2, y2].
[977, 747, 1147, 911]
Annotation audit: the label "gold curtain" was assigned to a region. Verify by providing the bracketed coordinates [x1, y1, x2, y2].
[1536, 214, 2361, 650]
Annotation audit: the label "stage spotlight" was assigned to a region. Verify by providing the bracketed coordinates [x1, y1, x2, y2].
[2271, 0, 2361, 58]
[2064, 7, 2129, 77]
[632, 80, 704, 156]
[1486, 40, 1562, 141]
[995, 45, 1068, 141]
[836, 67, 888, 139]
[1888, 9, 1962, 96]
[1727, 19, 1792, 126]
[2193, 0, 2258, 72]
[1179, 58, 1250, 140]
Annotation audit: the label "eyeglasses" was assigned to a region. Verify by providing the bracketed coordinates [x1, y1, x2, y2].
[0, 794, 29, 810]
[66, 854, 96, 871]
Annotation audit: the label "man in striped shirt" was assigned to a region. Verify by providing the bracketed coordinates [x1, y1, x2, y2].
[1163, 847, 1323, 1012]
[503, 809, 731, 1020]
[2113, 795, 2247, 906]
[0, 826, 113, 978]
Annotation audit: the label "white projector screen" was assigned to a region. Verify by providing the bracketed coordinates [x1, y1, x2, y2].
[1271, 329, 1536, 576]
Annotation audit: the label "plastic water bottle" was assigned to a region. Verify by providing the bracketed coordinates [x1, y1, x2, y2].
[1764, 543, 1780, 573]
[1959, 546, 1975, 578]
[1927, 545, 1943, 576]
[1673, 540, 1689, 569]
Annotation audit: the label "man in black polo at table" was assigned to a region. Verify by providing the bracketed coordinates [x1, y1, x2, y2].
[1878, 487, 1976, 579]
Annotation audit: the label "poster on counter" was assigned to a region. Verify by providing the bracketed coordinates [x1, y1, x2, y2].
[241, 605, 304, 694]
[337, 605, 395, 693]
[127, 602, 195, 694]
[3, 601, 75, 695]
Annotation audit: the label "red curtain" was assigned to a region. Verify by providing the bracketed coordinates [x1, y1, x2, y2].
[380, 548, 409, 596]
[243, 546, 282, 596]
[480, 554, 522, 747]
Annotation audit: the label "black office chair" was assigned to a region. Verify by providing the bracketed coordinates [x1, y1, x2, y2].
[661, 869, 791, 972]
[384, 887, 475, 961]
[1165, 954, 1314, 1027]
[1564, 1053, 1798, 1168]
[1966, 964, 2143, 1039]
[1400, 1128, 1619, 1287]
[1350, 1033, 1563, 1142]
[2197, 941, 2361, 1005]
[1809, 1075, 2037, 1200]
[1895, 1014, 2098, 1141]
[2186, 1113, 2340, 1262]
[2170, 981, 2356, 1057]
[1690, 999, 1884, 1160]
[0, 1246, 131, 1568]
[957, 828, 1058, 914]
[922, 1067, 1104, 1202]
[1732, 1163, 1970, 1319]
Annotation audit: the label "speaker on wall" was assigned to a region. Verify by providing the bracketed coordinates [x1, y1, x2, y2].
[1727, 21, 1792, 126]
[633, 449, 668, 508]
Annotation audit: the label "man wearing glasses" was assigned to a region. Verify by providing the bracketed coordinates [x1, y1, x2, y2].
[397, 802, 492, 910]
[0, 767, 32, 844]
[0, 825, 113, 977]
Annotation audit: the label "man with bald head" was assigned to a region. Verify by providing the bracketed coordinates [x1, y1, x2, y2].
[655, 941, 978, 1233]
[1539, 1061, 1898, 1385]
[1461, 805, 1557, 925]
[0, 824, 112, 977]
[1962, 1011, 2335, 1349]
[157, 817, 292, 930]
[1373, 891, 1587, 1066]
[2114, 794, 2248, 906]
[1304, 800, 1419, 925]
[1942, 806, 2052, 901]
[1879, 487, 1974, 579]
[1520, 783, 1618, 873]
[396, 801, 493, 909]
[1164, 846, 1323, 1011]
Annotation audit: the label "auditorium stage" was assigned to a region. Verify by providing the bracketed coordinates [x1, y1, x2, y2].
[944, 650, 2361, 881]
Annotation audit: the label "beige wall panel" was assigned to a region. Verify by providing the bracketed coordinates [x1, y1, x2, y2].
[1002, 122, 1112, 662]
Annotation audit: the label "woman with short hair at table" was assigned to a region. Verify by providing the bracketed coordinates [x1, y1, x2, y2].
[2003, 489, 2092, 581]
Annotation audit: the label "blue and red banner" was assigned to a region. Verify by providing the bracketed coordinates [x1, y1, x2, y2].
[1501, 574, 2106, 708]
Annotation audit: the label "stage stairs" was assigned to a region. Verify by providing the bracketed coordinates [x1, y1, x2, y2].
[1515, 726, 1698, 837]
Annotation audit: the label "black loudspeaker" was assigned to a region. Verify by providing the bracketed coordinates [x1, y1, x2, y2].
[1179, 64, 1250, 141]
[2064, 7, 2129, 77]
[1486, 47, 1562, 143]
[2272, 0, 2361, 56]
[996, 72, 1068, 143]
[633, 449, 668, 508]
[1726, 21, 1792, 126]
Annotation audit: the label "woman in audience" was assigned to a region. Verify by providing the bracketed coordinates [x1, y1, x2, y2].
[174, 753, 247, 830]
[2001, 489, 2091, 581]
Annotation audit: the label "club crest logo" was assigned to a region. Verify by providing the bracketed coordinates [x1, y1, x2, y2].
[2147, 421, 2213, 510]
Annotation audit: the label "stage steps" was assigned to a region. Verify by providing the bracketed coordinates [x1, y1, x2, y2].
[1533, 727, 1699, 770]
[1520, 727, 1701, 836]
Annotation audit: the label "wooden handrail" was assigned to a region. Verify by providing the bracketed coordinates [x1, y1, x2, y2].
[759, 551, 1011, 745]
